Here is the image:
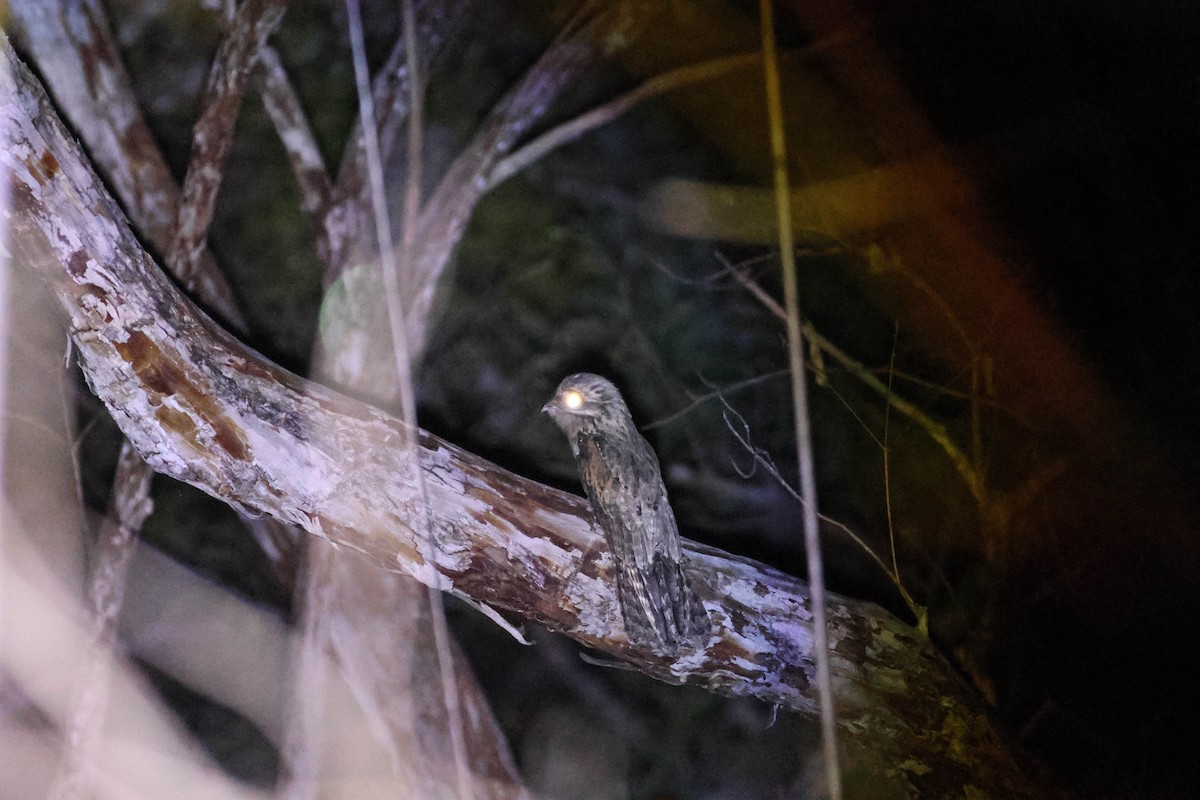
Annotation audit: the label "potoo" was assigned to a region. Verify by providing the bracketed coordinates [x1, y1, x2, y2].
[543, 373, 707, 653]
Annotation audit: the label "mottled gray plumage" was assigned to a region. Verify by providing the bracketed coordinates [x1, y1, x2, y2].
[543, 373, 707, 653]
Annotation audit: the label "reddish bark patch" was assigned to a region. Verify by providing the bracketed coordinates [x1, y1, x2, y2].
[708, 634, 758, 669]
[154, 405, 205, 456]
[115, 331, 250, 461]
[36, 149, 59, 183]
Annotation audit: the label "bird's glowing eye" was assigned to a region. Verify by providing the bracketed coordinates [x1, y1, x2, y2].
[563, 390, 584, 410]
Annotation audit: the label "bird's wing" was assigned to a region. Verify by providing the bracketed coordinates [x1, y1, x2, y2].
[578, 434, 669, 563]
[578, 433, 705, 651]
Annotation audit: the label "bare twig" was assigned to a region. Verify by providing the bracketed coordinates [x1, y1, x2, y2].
[882, 252, 991, 500]
[881, 331, 923, 626]
[808, 321, 984, 501]
[488, 39, 843, 192]
[883, 332, 900, 579]
[718, 400, 915, 609]
[643, 369, 788, 430]
[729, 263, 787, 319]
[488, 50, 762, 190]
[730, 267, 985, 502]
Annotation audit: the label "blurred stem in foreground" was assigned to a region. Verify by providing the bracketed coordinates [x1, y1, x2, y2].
[344, 0, 474, 797]
[758, 1, 842, 797]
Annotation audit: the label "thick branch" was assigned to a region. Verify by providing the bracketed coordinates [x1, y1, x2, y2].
[2, 38, 1054, 799]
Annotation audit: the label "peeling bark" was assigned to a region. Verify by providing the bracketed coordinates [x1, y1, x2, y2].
[1, 35, 1059, 799]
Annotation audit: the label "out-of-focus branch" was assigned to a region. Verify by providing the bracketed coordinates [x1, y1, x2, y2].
[758, 2, 840, 794]
[51, 444, 153, 800]
[2, 44, 1057, 798]
[1, 507, 266, 800]
[345, 0, 475, 795]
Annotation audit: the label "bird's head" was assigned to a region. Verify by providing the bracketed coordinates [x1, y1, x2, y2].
[542, 373, 631, 437]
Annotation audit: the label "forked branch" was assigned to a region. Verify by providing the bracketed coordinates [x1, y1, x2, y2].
[1, 36, 1053, 800]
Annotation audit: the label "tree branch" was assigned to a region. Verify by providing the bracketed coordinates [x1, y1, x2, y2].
[164, 0, 288, 290]
[406, 1, 660, 358]
[255, 44, 332, 225]
[487, 50, 764, 192]
[2, 36, 1056, 799]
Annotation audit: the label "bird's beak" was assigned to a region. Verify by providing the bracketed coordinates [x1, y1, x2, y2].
[541, 401, 554, 414]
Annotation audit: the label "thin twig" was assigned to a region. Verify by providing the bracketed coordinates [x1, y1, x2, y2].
[345, 2, 473, 797]
[884, 329, 900, 580]
[880, 329, 921, 623]
[730, 264, 787, 319]
[806, 320, 984, 501]
[488, 40, 843, 192]
[643, 369, 788, 430]
[729, 267, 985, 502]
[718, 400, 911, 603]
[887, 256, 990, 492]
[758, 2, 841, 796]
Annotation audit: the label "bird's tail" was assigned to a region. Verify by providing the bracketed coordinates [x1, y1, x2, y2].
[618, 555, 708, 654]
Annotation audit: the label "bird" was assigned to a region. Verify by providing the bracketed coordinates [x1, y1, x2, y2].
[543, 373, 707, 654]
